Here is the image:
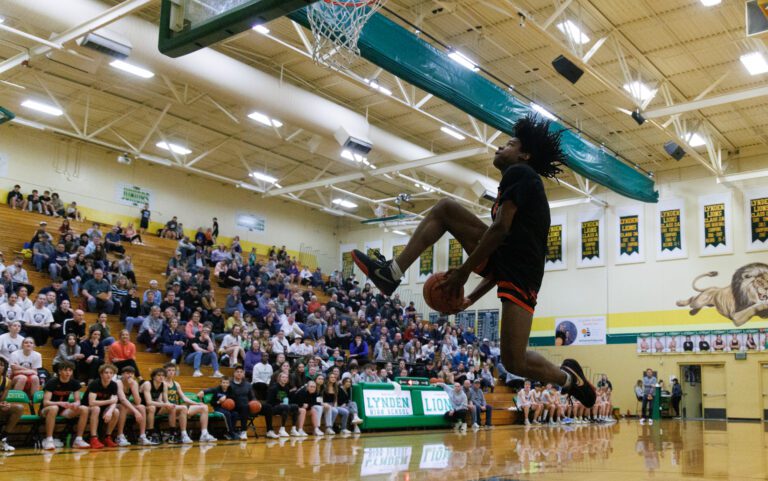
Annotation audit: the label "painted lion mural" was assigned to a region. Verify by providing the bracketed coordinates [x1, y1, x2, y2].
[676, 263, 768, 326]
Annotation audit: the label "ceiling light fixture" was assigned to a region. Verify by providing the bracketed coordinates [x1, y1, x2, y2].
[448, 50, 479, 71]
[11, 117, 46, 130]
[556, 20, 590, 45]
[250, 171, 278, 183]
[21, 99, 63, 117]
[740, 52, 768, 76]
[341, 149, 369, 164]
[248, 111, 283, 128]
[252, 24, 270, 34]
[623, 81, 656, 103]
[530, 102, 557, 121]
[332, 198, 358, 209]
[392, 230, 407, 236]
[440, 126, 466, 140]
[109, 59, 154, 78]
[684, 132, 706, 147]
[156, 141, 192, 155]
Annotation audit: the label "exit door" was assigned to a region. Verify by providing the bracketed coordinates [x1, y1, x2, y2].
[701, 364, 727, 420]
[762, 364, 768, 422]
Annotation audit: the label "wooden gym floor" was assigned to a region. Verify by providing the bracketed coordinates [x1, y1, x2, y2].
[2, 420, 767, 481]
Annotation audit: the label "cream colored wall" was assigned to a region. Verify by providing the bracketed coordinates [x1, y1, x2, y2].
[0, 126, 341, 271]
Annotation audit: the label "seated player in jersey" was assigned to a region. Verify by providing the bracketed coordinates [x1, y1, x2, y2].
[82, 363, 120, 448]
[39, 360, 91, 450]
[163, 362, 217, 443]
[0, 358, 24, 452]
[115, 366, 156, 446]
[351, 114, 596, 409]
[140, 367, 181, 444]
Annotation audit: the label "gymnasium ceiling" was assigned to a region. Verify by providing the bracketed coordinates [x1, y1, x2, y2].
[0, 0, 767, 225]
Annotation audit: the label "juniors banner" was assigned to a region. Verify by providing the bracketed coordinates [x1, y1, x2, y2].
[417, 245, 434, 283]
[746, 188, 768, 252]
[392, 240, 409, 284]
[340, 243, 356, 279]
[656, 198, 687, 261]
[545, 214, 567, 271]
[615, 205, 645, 264]
[364, 240, 383, 259]
[554, 316, 607, 346]
[447, 237, 464, 270]
[577, 210, 605, 268]
[699, 192, 733, 256]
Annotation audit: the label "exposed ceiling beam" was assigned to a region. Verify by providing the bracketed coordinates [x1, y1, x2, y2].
[644, 85, 768, 119]
[0, 0, 154, 75]
[263, 147, 487, 197]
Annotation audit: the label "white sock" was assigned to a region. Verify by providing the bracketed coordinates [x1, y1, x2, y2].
[389, 260, 403, 279]
[202, 429, 208, 435]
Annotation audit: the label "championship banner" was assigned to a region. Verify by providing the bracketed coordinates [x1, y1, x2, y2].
[545, 214, 567, 271]
[477, 309, 500, 342]
[447, 237, 464, 270]
[392, 240, 409, 284]
[340, 243, 356, 279]
[555, 316, 607, 346]
[455, 311, 476, 332]
[656, 198, 687, 261]
[615, 205, 645, 264]
[577, 210, 605, 268]
[115, 182, 152, 207]
[364, 240, 383, 259]
[417, 245, 434, 283]
[699, 193, 733, 256]
[746, 188, 768, 252]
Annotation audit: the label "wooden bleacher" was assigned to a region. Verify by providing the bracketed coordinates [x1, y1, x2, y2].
[0, 204, 518, 431]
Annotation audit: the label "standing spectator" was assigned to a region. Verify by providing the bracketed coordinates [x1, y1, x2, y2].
[9, 338, 42, 396]
[185, 323, 224, 378]
[469, 379, 492, 429]
[211, 217, 219, 242]
[640, 368, 657, 425]
[671, 378, 682, 418]
[108, 330, 140, 377]
[139, 204, 151, 234]
[81, 269, 114, 313]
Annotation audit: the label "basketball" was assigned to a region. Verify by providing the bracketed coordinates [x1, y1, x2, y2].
[221, 398, 235, 410]
[429, 378, 440, 384]
[248, 400, 262, 414]
[423, 272, 464, 314]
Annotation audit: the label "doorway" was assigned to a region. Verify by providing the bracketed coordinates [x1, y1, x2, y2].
[680, 365, 702, 419]
[701, 364, 727, 420]
[761, 363, 768, 422]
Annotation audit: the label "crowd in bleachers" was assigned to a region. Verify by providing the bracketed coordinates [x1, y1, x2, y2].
[0, 184, 611, 454]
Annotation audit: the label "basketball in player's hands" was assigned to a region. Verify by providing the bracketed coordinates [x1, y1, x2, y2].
[424, 272, 465, 314]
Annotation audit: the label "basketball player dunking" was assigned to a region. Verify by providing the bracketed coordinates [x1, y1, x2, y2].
[352, 114, 596, 408]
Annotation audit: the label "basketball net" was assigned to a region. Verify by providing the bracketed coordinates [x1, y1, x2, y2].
[307, 0, 388, 70]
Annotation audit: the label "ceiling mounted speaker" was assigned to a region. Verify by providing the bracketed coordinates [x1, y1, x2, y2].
[631, 109, 646, 125]
[664, 141, 686, 161]
[552, 55, 584, 84]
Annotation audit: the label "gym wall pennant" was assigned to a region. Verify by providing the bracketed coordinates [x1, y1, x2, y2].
[545, 214, 567, 271]
[417, 245, 434, 283]
[577, 210, 605, 268]
[615, 205, 645, 265]
[447, 237, 464, 270]
[391, 240, 409, 284]
[699, 193, 733, 256]
[746, 188, 768, 252]
[656, 198, 687, 261]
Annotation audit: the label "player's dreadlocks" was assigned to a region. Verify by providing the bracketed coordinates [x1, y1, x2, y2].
[514, 113, 568, 179]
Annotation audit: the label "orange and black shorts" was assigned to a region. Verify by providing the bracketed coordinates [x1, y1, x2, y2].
[474, 257, 538, 314]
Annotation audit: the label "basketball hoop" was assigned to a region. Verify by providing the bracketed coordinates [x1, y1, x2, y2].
[307, 0, 388, 69]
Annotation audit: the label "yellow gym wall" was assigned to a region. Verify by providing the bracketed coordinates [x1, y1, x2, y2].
[0, 126, 340, 270]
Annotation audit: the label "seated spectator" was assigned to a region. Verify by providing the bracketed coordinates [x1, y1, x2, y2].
[224, 286, 243, 315]
[117, 256, 137, 285]
[160, 317, 187, 364]
[55, 306, 86, 349]
[0, 294, 25, 334]
[81, 269, 114, 313]
[199, 376, 238, 440]
[294, 379, 324, 437]
[6, 256, 34, 294]
[79, 329, 105, 381]
[89, 312, 115, 346]
[299, 267, 312, 286]
[32, 235, 56, 275]
[348, 334, 369, 361]
[60, 257, 81, 298]
[102, 227, 125, 256]
[137, 305, 164, 352]
[9, 337, 42, 396]
[0, 321, 23, 360]
[108, 330, 140, 377]
[338, 375, 363, 433]
[220, 325, 245, 368]
[437, 382, 468, 431]
[123, 222, 144, 245]
[22, 293, 54, 347]
[53, 334, 83, 375]
[143, 280, 162, 306]
[39, 360, 91, 450]
[86, 222, 103, 240]
[6, 184, 24, 209]
[186, 323, 223, 378]
[162, 216, 179, 239]
[26, 189, 44, 213]
[50, 192, 65, 217]
[251, 353, 272, 400]
[469, 379, 492, 429]
[0, 357, 24, 451]
[65, 201, 82, 221]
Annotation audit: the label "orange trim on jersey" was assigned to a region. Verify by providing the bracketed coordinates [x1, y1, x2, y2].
[497, 292, 535, 314]
[497, 281, 537, 300]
